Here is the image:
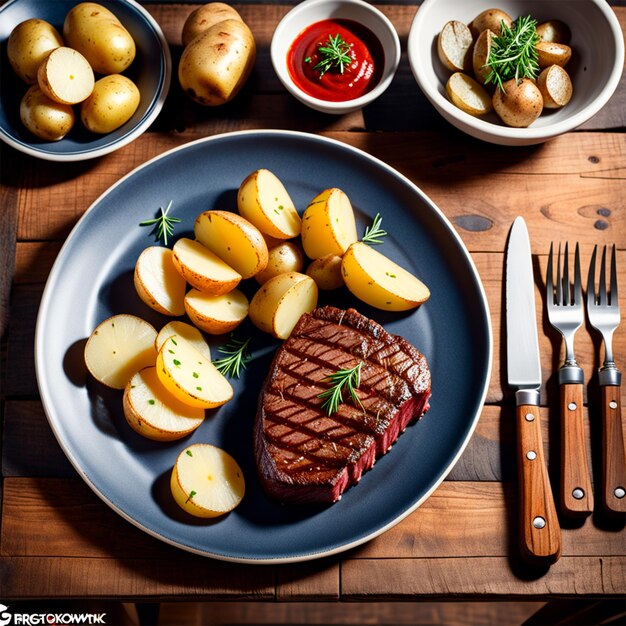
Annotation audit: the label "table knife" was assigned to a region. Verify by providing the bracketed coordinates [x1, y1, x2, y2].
[506, 217, 561, 564]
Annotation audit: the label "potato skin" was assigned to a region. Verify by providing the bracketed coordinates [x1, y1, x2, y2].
[469, 8, 512, 37]
[306, 254, 345, 290]
[493, 78, 543, 128]
[536, 41, 572, 69]
[8, 19, 63, 85]
[179, 19, 256, 106]
[182, 2, 244, 47]
[63, 2, 136, 74]
[80, 74, 140, 134]
[536, 20, 571, 44]
[20, 85, 75, 141]
[255, 242, 304, 285]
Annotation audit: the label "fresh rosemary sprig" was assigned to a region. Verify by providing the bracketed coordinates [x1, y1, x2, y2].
[318, 362, 364, 416]
[139, 200, 181, 246]
[213, 336, 252, 379]
[361, 213, 387, 245]
[485, 15, 540, 91]
[314, 33, 353, 78]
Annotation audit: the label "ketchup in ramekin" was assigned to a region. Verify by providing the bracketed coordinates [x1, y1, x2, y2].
[287, 19, 384, 102]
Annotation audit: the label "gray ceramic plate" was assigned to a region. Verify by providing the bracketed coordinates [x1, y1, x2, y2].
[35, 130, 492, 562]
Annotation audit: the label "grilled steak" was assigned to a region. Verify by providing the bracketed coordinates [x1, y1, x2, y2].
[254, 306, 431, 504]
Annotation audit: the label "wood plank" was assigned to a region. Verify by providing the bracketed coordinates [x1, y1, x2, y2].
[3, 479, 624, 561]
[0, 555, 275, 600]
[13, 242, 62, 285]
[340, 556, 626, 599]
[14, 132, 626, 245]
[275, 561, 340, 600]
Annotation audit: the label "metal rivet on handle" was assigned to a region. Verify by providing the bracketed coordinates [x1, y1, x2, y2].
[572, 488, 584, 500]
[533, 516, 546, 529]
[615, 487, 626, 499]
[525, 413, 535, 422]
[609, 401, 618, 409]
[568, 402, 577, 411]
[526, 451, 537, 460]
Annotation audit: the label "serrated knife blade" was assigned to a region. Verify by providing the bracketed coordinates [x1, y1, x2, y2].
[505, 217, 560, 565]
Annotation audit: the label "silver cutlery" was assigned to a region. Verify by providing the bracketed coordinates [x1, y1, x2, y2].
[546, 242, 594, 517]
[506, 217, 560, 563]
[586, 244, 626, 515]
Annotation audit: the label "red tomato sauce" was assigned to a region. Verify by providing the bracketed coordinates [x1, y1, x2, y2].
[287, 19, 385, 102]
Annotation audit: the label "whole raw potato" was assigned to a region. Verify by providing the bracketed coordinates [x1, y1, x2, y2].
[20, 85, 75, 141]
[179, 19, 256, 106]
[63, 2, 136, 75]
[182, 2, 244, 47]
[493, 78, 543, 128]
[7, 19, 64, 84]
[80, 74, 140, 134]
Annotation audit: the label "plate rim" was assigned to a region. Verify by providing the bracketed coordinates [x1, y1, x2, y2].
[35, 129, 493, 563]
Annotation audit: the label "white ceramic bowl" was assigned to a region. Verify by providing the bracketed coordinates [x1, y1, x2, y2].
[408, 0, 624, 145]
[271, 0, 401, 114]
[0, 0, 171, 161]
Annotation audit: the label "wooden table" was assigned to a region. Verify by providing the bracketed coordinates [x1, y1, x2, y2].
[1, 1, 625, 622]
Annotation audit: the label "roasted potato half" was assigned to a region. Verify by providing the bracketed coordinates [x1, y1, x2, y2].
[123, 367, 205, 441]
[446, 72, 493, 116]
[37, 46, 94, 105]
[171, 444, 245, 518]
[238, 169, 301, 239]
[249, 272, 318, 339]
[437, 20, 473, 72]
[194, 210, 268, 279]
[155, 321, 212, 361]
[184, 288, 249, 335]
[341, 242, 430, 311]
[537, 65, 573, 109]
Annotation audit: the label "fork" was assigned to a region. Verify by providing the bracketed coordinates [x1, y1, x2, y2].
[547, 242, 594, 517]
[587, 244, 626, 515]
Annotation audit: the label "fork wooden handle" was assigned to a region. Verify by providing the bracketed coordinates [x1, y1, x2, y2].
[602, 383, 626, 515]
[517, 404, 561, 564]
[560, 383, 594, 516]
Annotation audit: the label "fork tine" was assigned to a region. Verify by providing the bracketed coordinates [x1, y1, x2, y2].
[599, 245, 608, 307]
[556, 243, 563, 305]
[574, 243, 582, 306]
[609, 243, 618, 309]
[563, 242, 571, 305]
[587, 245, 598, 307]
[547, 242, 554, 305]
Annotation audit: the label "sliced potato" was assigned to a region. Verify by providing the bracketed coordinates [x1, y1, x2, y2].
[134, 246, 187, 316]
[123, 367, 205, 441]
[37, 46, 94, 105]
[536, 20, 571, 44]
[446, 72, 493, 116]
[194, 210, 268, 279]
[255, 241, 304, 285]
[182, 2, 244, 47]
[306, 254, 345, 291]
[341, 242, 430, 312]
[156, 335, 233, 408]
[472, 29, 494, 85]
[172, 237, 241, 295]
[8, 18, 64, 85]
[237, 168, 302, 239]
[155, 321, 211, 361]
[20, 85, 75, 141]
[469, 8, 512, 37]
[84, 314, 157, 389]
[184, 288, 249, 335]
[301, 188, 358, 260]
[437, 20, 473, 72]
[171, 444, 245, 518]
[537, 65, 573, 109]
[493, 78, 543, 128]
[536, 41, 572, 69]
[249, 272, 318, 339]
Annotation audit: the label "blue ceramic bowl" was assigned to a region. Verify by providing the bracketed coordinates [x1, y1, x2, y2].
[0, 0, 171, 161]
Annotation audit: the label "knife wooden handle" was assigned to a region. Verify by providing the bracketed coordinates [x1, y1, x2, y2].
[560, 383, 594, 516]
[517, 404, 561, 564]
[602, 383, 626, 515]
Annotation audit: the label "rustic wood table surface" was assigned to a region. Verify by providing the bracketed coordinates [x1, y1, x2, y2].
[1, 1, 625, 622]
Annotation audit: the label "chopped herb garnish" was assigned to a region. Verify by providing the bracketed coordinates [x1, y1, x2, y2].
[214, 336, 252, 379]
[186, 450, 193, 457]
[192, 372, 199, 378]
[171, 338, 178, 346]
[314, 33, 353, 78]
[185, 489, 197, 503]
[139, 200, 181, 246]
[317, 362, 364, 416]
[361, 212, 387, 245]
[304, 56, 312, 63]
[173, 359, 181, 367]
[147, 399, 155, 405]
